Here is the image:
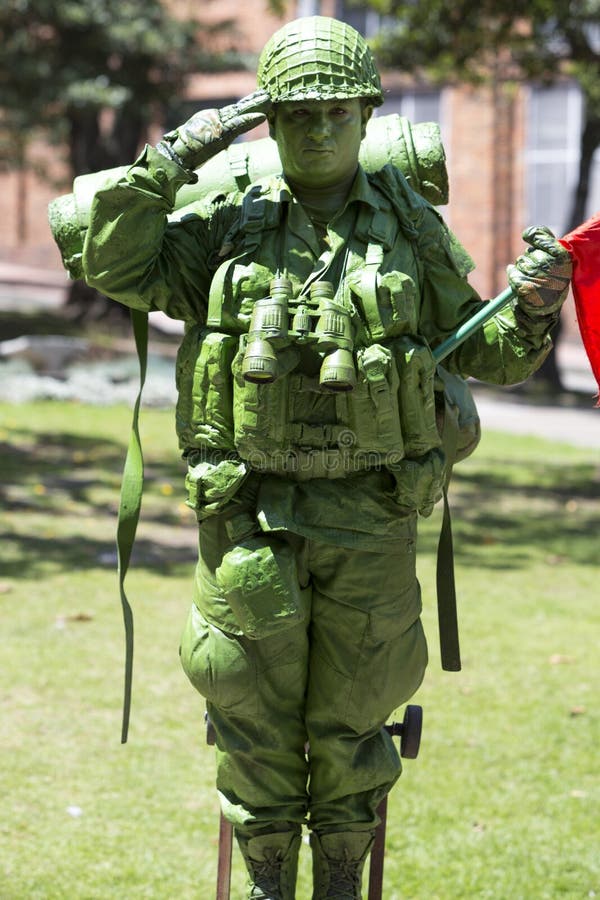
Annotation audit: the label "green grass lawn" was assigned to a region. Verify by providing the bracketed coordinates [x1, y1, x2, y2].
[1, 401, 598, 899]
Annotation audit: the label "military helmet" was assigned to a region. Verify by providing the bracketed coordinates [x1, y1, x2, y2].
[257, 16, 384, 107]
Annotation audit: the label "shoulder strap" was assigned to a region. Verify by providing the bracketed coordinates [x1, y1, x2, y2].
[372, 166, 468, 673]
[206, 182, 281, 327]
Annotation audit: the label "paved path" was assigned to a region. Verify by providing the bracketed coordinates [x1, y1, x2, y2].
[473, 390, 600, 450]
[471, 341, 600, 451]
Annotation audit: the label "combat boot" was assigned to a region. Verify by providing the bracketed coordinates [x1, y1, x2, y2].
[236, 830, 301, 900]
[310, 831, 374, 899]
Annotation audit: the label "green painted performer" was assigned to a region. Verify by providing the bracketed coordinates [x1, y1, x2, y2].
[81, 16, 572, 899]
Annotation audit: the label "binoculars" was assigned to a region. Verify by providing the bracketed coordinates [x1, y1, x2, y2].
[242, 278, 357, 391]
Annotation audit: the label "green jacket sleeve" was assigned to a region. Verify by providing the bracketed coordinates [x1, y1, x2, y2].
[81, 145, 235, 323]
[450, 303, 556, 385]
[415, 205, 557, 385]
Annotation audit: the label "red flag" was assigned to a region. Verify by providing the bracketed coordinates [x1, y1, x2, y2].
[558, 213, 600, 402]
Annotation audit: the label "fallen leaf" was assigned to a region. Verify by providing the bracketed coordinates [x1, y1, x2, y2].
[55, 613, 93, 628]
[549, 654, 574, 665]
[569, 706, 586, 717]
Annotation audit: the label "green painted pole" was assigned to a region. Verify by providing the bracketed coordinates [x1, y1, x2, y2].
[433, 286, 514, 364]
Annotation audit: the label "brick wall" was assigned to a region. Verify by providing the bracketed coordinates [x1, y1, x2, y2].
[444, 83, 527, 299]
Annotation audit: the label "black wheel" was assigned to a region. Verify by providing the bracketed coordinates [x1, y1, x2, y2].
[400, 704, 423, 759]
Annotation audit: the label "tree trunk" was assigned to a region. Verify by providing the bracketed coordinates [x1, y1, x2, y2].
[64, 103, 146, 323]
[531, 316, 564, 391]
[567, 113, 600, 233]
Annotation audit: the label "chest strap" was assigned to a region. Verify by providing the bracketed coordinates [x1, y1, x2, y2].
[358, 243, 386, 342]
[207, 186, 278, 327]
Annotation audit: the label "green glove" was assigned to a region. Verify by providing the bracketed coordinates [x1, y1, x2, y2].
[507, 226, 572, 315]
[156, 89, 271, 172]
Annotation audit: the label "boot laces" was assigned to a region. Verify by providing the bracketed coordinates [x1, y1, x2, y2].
[326, 852, 362, 898]
[249, 849, 283, 898]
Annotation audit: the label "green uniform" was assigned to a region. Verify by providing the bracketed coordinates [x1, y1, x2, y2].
[82, 143, 556, 838]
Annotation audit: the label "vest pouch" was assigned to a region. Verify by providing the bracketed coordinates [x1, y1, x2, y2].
[185, 457, 249, 521]
[347, 256, 418, 345]
[176, 328, 238, 452]
[394, 335, 441, 456]
[232, 342, 291, 458]
[342, 343, 404, 454]
[387, 447, 446, 517]
[435, 366, 481, 465]
[376, 271, 419, 338]
[215, 535, 306, 639]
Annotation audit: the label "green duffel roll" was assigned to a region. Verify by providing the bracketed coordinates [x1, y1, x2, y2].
[47, 114, 449, 280]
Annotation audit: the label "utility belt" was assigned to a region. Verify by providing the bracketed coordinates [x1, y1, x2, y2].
[241, 445, 377, 481]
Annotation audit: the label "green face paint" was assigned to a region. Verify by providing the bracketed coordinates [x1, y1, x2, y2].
[271, 99, 372, 191]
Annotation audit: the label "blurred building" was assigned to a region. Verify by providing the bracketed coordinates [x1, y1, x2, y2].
[1, 0, 599, 306]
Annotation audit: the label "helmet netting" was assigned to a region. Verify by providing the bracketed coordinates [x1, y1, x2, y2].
[257, 16, 384, 106]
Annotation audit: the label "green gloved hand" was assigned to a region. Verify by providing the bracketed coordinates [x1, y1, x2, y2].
[507, 226, 572, 315]
[156, 89, 271, 171]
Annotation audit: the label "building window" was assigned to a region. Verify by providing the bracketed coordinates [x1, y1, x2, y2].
[378, 91, 441, 126]
[525, 82, 600, 234]
[333, 1, 383, 36]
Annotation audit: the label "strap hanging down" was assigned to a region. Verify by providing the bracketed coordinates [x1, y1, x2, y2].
[435, 391, 461, 672]
[436, 486, 461, 671]
[116, 308, 148, 742]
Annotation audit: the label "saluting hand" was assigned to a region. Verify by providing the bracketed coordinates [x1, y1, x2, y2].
[157, 90, 272, 172]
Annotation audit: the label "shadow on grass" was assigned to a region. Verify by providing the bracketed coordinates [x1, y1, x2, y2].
[3, 416, 599, 578]
[1, 423, 197, 578]
[0, 530, 197, 578]
[424, 454, 600, 569]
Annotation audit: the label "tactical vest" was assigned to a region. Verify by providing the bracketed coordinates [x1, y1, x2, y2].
[176, 168, 456, 515]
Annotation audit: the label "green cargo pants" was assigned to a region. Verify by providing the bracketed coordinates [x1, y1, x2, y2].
[180, 511, 427, 835]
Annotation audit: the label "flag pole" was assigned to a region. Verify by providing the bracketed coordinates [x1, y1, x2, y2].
[433, 287, 514, 364]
